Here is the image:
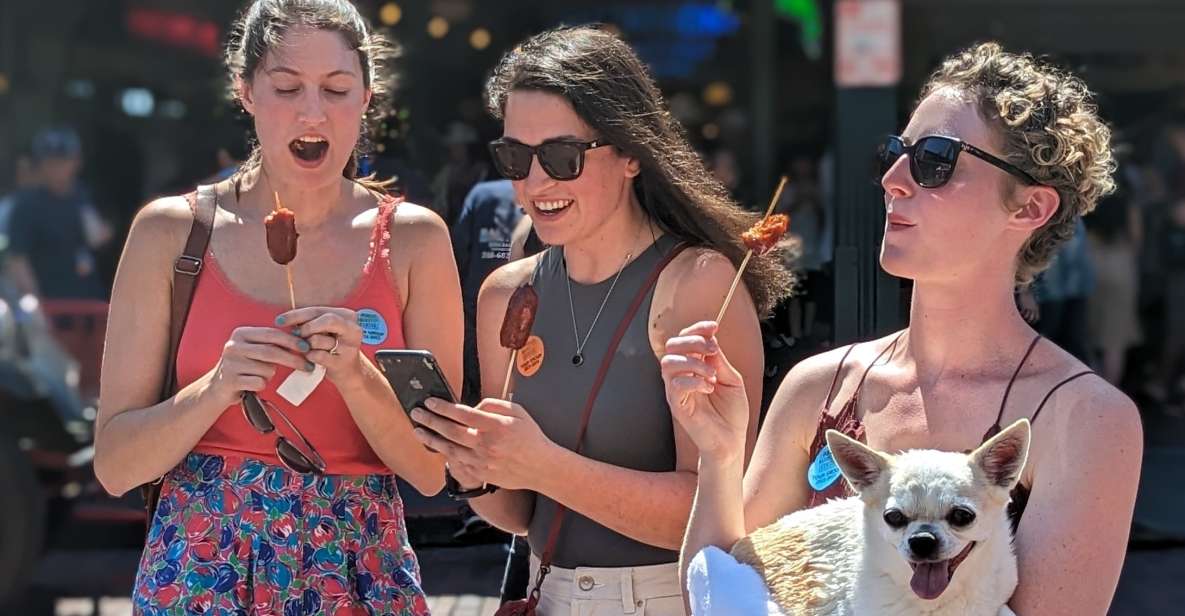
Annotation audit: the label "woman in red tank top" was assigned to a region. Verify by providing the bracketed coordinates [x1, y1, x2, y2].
[94, 2, 460, 614]
[662, 44, 1142, 614]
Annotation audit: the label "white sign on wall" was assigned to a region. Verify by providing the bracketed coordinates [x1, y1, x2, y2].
[835, 0, 902, 87]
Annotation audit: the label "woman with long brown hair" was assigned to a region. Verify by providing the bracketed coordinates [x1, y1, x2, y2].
[407, 26, 793, 615]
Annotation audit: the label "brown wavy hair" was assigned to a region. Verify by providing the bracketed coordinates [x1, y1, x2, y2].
[485, 25, 794, 316]
[919, 42, 1116, 285]
[224, 0, 396, 193]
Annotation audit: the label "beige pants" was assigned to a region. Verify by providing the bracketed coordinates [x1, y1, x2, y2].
[529, 555, 686, 616]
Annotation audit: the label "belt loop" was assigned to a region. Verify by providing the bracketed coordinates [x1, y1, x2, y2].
[621, 567, 636, 614]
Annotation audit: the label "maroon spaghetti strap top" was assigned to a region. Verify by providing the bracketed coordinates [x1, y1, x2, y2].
[802, 333, 1095, 531]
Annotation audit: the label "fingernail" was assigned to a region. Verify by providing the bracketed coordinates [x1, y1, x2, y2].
[410, 409, 422, 421]
[298, 340, 311, 352]
[291, 327, 301, 336]
[305, 361, 315, 372]
[275, 316, 286, 326]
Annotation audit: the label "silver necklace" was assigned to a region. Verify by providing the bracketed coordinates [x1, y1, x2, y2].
[563, 226, 647, 367]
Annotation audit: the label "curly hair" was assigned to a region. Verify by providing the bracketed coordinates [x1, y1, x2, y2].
[485, 25, 794, 316]
[224, 0, 398, 193]
[919, 42, 1116, 285]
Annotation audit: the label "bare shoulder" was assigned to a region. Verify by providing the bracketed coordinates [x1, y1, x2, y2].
[126, 194, 196, 256]
[765, 334, 899, 444]
[662, 245, 739, 298]
[387, 199, 449, 248]
[1046, 369, 1142, 455]
[653, 245, 746, 328]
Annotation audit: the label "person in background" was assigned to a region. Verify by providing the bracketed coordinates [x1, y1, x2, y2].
[430, 121, 490, 227]
[5, 127, 112, 301]
[451, 178, 521, 404]
[1085, 170, 1142, 386]
[780, 155, 826, 347]
[1030, 217, 1095, 363]
[1154, 195, 1185, 411]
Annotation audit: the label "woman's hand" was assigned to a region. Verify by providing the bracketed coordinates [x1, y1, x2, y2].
[206, 326, 312, 409]
[409, 398, 555, 491]
[276, 307, 366, 389]
[660, 321, 750, 465]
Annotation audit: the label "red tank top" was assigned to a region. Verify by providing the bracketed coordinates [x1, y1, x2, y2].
[181, 195, 406, 475]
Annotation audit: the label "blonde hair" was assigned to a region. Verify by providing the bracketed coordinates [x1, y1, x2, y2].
[920, 42, 1116, 285]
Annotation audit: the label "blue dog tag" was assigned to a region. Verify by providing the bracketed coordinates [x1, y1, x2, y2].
[808, 445, 842, 491]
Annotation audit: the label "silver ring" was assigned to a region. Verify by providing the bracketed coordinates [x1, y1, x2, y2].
[328, 335, 340, 356]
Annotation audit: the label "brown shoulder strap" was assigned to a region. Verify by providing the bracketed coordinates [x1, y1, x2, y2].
[823, 343, 858, 409]
[143, 185, 218, 523]
[526, 242, 690, 603]
[161, 185, 216, 399]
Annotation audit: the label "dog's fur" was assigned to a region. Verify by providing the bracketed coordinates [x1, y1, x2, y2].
[689, 420, 1029, 616]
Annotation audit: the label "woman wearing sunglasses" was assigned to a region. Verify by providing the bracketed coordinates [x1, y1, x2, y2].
[406, 26, 792, 615]
[94, 1, 459, 613]
[663, 43, 1141, 613]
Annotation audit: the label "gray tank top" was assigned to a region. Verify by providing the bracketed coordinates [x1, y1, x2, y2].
[514, 234, 681, 568]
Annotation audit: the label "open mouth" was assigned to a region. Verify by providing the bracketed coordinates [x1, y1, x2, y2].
[533, 199, 573, 218]
[908, 541, 976, 600]
[289, 135, 329, 165]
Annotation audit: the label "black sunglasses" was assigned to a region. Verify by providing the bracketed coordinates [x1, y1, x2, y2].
[241, 392, 326, 475]
[488, 137, 611, 181]
[876, 134, 1040, 189]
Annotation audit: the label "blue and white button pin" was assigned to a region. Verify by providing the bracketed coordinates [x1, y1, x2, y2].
[357, 309, 388, 345]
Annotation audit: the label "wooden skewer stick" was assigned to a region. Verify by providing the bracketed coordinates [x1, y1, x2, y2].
[286, 266, 297, 310]
[679, 176, 789, 410]
[501, 350, 519, 401]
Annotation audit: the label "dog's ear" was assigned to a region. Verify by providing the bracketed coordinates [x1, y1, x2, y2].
[971, 419, 1031, 489]
[826, 429, 890, 491]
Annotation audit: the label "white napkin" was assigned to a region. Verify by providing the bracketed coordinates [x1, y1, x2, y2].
[276, 364, 326, 406]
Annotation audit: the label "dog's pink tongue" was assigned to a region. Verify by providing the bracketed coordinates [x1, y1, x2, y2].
[910, 562, 950, 600]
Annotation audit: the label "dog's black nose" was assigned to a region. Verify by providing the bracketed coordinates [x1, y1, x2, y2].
[909, 532, 939, 559]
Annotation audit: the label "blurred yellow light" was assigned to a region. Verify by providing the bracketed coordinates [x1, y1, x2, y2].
[702, 123, 720, 140]
[469, 27, 491, 50]
[703, 81, 733, 107]
[379, 3, 402, 26]
[0, 74, 9, 95]
[427, 16, 449, 39]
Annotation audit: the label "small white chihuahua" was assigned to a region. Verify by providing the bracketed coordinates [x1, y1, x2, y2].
[688, 419, 1030, 616]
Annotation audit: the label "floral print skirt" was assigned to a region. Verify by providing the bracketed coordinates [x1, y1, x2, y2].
[131, 453, 430, 615]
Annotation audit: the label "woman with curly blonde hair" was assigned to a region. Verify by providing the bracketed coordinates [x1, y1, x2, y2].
[662, 42, 1141, 613]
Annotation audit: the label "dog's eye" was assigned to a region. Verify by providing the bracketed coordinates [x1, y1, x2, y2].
[883, 508, 909, 529]
[947, 507, 976, 527]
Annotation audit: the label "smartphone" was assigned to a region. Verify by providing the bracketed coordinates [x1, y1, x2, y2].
[375, 350, 457, 441]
